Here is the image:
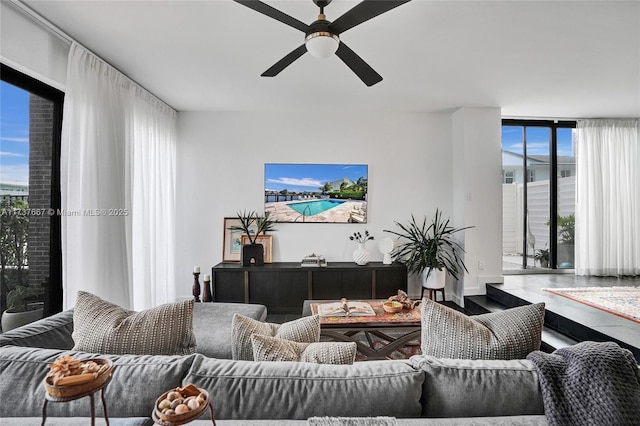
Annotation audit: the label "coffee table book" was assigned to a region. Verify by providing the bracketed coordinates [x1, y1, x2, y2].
[318, 300, 375, 317]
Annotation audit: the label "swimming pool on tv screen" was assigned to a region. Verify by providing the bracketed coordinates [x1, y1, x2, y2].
[287, 199, 346, 216]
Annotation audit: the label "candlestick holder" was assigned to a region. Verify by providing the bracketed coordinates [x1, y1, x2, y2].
[192, 272, 201, 302]
[202, 276, 212, 303]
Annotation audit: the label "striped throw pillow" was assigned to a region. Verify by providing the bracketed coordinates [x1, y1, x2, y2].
[421, 298, 545, 360]
[72, 291, 196, 355]
[231, 313, 320, 360]
[251, 334, 357, 364]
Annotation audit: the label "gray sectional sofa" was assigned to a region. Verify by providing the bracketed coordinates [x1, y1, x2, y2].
[0, 303, 550, 425]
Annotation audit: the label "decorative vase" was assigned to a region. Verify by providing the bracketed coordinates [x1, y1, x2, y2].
[241, 243, 264, 266]
[352, 243, 370, 266]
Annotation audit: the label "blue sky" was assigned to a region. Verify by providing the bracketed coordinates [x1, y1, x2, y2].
[265, 163, 368, 193]
[0, 81, 30, 184]
[502, 125, 575, 157]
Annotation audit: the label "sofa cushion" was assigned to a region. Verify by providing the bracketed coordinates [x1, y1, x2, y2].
[420, 298, 545, 359]
[231, 314, 320, 361]
[192, 302, 267, 359]
[251, 334, 357, 364]
[0, 345, 197, 418]
[72, 291, 196, 355]
[182, 355, 424, 420]
[410, 355, 545, 418]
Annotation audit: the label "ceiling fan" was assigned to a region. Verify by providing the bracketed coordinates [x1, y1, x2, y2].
[233, 0, 411, 86]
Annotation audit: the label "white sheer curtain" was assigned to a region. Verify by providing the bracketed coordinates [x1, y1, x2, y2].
[575, 119, 640, 276]
[61, 43, 176, 310]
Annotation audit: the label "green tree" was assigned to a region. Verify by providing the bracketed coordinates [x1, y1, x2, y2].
[0, 198, 30, 305]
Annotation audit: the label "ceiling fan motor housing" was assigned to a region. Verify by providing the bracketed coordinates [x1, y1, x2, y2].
[305, 19, 339, 58]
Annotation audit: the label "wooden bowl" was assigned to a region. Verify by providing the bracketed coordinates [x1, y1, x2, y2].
[44, 358, 113, 398]
[383, 300, 403, 313]
[154, 387, 209, 423]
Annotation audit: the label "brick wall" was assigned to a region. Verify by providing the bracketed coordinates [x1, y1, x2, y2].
[28, 94, 53, 288]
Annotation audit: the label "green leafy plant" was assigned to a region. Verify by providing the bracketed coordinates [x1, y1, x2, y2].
[384, 209, 472, 280]
[557, 213, 575, 245]
[6, 285, 37, 312]
[230, 210, 277, 244]
[545, 213, 575, 245]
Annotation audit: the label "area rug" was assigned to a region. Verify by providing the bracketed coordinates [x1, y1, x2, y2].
[543, 286, 640, 323]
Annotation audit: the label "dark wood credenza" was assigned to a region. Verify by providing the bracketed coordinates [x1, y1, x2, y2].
[211, 262, 408, 314]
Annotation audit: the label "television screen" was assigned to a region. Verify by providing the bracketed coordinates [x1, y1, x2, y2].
[265, 163, 368, 223]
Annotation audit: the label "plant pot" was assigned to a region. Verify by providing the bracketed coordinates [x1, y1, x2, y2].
[1, 306, 44, 332]
[421, 268, 446, 290]
[241, 243, 264, 266]
[352, 243, 370, 266]
[557, 244, 574, 268]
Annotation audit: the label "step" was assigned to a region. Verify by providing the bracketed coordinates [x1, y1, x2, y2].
[464, 295, 579, 352]
[484, 283, 640, 361]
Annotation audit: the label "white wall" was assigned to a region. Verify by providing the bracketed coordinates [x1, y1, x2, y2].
[176, 110, 503, 301]
[452, 107, 503, 306]
[176, 111, 457, 298]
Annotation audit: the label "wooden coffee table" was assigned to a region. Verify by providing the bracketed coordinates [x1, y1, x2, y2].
[303, 300, 421, 360]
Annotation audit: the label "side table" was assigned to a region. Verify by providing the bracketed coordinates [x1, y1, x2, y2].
[41, 376, 111, 426]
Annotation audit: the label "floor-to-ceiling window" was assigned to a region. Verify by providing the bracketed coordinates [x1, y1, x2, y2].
[501, 119, 576, 271]
[1, 64, 63, 319]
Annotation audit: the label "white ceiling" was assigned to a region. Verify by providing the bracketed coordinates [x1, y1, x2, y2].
[23, 0, 640, 117]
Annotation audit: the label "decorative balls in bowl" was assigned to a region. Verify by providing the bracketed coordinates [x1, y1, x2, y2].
[383, 300, 403, 313]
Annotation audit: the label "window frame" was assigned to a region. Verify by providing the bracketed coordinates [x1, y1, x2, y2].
[502, 118, 576, 270]
[1, 63, 64, 315]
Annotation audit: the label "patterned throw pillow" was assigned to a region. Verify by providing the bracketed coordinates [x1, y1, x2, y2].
[72, 291, 196, 355]
[231, 313, 320, 361]
[251, 334, 357, 364]
[421, 298, 545, 360]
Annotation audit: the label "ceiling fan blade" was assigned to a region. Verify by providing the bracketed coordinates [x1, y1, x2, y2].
[261, 44, 308, 77]
[329, 0, 411, 34]
[335, 42, 382, 87]
[233, 0, 309, 32]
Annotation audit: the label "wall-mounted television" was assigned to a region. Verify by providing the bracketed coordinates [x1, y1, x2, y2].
[265, 163, 368, 223]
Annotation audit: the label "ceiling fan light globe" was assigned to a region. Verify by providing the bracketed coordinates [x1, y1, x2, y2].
[305, 32, 339, 58]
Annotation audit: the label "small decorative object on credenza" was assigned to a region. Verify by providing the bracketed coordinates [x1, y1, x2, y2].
[192, 267, 201, 302]
[202, 274, 212, 303]
[301, 254, 327, 267]
[378, 237, 395, 265]
[230, 210, 277, 266]
[349, 230, 374, 266]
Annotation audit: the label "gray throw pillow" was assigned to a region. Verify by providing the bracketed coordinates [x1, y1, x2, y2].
[72, 291, 196, 355]
[231, 313, 320, 360]
[251, 334, 357, 364]
[421, 298, 545, 360]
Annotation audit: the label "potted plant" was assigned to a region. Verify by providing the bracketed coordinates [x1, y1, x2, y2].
[534, 246, 550, 268]
[546, 213, 575, 268]
[230, 210, 276, 266]
[384, 209, 472, 296]
[1, 285, 43, 332]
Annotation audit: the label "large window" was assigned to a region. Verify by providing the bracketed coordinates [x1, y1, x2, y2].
[1, 64, 63, 318]
[501, 119, 576, 271]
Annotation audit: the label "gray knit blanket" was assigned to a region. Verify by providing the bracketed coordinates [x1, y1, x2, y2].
[527, 341, 640, 426]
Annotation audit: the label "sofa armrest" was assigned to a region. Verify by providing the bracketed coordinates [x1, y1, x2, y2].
[0, 309, 74, 350]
